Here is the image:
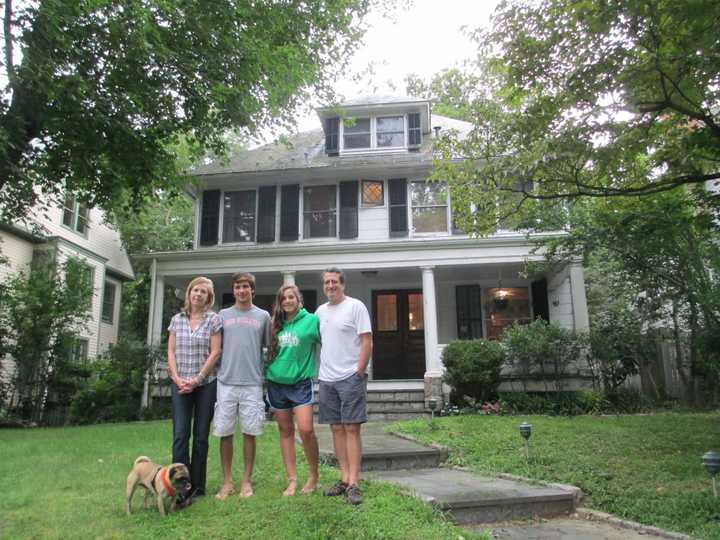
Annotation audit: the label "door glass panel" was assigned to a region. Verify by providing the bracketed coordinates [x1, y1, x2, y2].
[376, 294, 398, 331]
[408, 293, 424, 331]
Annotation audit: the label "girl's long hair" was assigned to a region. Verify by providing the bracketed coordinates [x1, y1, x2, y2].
[269, 284, 304, 361]
[183, 276, 215, 315]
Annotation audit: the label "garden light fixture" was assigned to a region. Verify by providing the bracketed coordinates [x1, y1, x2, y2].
[702, 451, 720, 497]
[520, 422, 532, 460]
[428, 397, 438, 421]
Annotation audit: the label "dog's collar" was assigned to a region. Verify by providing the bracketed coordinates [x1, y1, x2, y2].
[158, 467, 176, 497]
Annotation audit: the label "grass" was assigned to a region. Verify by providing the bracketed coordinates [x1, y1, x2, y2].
[388, 412, 720, 540]
[0, 420, 483, 540]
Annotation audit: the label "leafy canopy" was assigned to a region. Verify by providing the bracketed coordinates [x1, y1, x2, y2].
[426, 0, 720, 235]
[0, 0, 374, 220]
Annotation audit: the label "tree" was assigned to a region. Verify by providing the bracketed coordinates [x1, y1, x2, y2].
[0, 257, 92, 424]
[0, 0, 376, 221]
[429, 0, 720, 235]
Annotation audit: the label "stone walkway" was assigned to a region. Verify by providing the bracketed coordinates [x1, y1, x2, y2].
[312, 423, 686, 540]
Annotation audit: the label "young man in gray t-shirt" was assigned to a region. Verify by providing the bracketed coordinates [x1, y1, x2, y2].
[213, 272, 270, 499]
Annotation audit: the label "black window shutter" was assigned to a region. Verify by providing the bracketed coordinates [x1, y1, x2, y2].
[199, 189, 220, 246]
[339, 181, 358, 239]
[280, 184, 300, 241]
[257, 186, 276, 243]
[408, 113, 421, 146]
[324, 117, 339, 155]
[456, 285, 483, 339]
[531, 278, 550, 322]
[388, 178, 408, 237]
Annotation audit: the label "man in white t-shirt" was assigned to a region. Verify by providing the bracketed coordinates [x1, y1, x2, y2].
[316, 267, 372, 505]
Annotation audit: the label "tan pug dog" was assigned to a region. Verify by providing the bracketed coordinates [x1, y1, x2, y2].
[126, 456, 191, 516]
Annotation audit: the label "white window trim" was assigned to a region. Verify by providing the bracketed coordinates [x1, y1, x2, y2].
[61, 194, 90, 237]
[219, 188, 259, 245]
[340, 114, 408, 154]
[408, 180, 451, 237]
[300, 184, 339, 241]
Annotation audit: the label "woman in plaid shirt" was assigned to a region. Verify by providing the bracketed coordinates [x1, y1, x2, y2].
[167, 276, 222, 505]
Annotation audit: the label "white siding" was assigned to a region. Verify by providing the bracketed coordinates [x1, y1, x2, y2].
[55, 246, 104, 359]
[24, 203, 133, 279]
[547, 268, 575, 329]
[358, 206, 388, 241]
[0, 232, 34, 279]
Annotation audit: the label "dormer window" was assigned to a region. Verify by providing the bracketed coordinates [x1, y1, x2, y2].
[341, 115, 407, 151]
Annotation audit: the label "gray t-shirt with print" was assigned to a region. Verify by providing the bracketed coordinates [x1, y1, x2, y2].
[217, 305, 271, 385]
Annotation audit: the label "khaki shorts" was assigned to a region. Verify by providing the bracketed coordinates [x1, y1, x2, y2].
[212, 382, 264, 437]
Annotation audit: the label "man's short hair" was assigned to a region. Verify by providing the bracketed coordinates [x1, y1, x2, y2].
[232, 271, 256, 292]
[322, 267, 345, 284]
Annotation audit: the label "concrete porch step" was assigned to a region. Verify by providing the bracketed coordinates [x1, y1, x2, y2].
[371, 468, 576, 524]
[314, 423, 447, 471]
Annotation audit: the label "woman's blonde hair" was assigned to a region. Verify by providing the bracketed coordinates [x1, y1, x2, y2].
[183, 276, 216, 314]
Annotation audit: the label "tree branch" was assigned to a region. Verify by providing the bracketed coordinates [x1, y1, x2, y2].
[4, 0, 15, 88]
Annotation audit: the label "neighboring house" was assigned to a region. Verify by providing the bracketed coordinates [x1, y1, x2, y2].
[144, 96, 590, 412]
[0, 193, 135, 388]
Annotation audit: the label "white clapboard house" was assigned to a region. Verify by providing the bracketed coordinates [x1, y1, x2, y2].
[144, 96, 590, 417]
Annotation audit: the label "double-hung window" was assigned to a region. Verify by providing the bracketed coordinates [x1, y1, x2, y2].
[102, 281, 116, 324]
[376, 116, 405, 147]
[303, 185, 337, 238]
[61, 194, 89, 235]
[409, 181, 449, 233]
[222, 190, 256, 243]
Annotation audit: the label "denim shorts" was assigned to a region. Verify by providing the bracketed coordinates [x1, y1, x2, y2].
[318, 372, 367, 424]
[266, 379, 314, 411]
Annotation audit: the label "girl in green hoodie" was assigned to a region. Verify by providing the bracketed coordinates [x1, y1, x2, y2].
[266, 284, 320, 496]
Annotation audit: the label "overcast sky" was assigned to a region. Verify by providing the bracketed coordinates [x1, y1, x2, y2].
[292, 0, 500, 132]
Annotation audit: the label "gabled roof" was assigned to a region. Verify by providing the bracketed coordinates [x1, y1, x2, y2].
[191, 114, 471, 177]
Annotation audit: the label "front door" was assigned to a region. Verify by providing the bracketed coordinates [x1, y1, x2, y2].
[372, 290, 425, 379]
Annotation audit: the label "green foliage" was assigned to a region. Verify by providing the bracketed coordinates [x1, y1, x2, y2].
[0, 1, 377, 220]
[390, 413, 720, 539]
[542, 190, 720, 400]
[420, 0, 720, 236]
[502, 319, 588, 392]
[498, 388, 652, 416]
[69, 339, 163, 425]
[0, 422, 485, 540]
[109, 192, 192, 341]
[442, 339, 506, 404]
[0, 257, 92, 424]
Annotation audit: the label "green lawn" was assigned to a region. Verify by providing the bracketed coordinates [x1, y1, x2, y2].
[388, 412, 720, 540]
[0, 421, 481, 540]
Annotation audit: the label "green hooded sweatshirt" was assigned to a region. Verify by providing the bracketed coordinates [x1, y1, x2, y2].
[266, 308, 320, 385]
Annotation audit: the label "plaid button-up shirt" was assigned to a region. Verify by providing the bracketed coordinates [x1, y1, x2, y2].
[168, 311, 222, 384]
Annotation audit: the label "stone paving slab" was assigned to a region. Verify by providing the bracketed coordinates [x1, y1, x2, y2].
[370, 468, 575, 523]
[313, 423, 447, 471]
[478, 517, 675, 540]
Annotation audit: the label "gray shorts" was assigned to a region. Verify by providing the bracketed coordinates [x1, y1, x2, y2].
[318, 372, 367, 424]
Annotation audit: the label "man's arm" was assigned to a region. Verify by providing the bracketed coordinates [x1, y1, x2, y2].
[356, 332, 372, 375]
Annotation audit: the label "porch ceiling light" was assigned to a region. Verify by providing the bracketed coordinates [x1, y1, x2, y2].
[702, 450, 720, 497]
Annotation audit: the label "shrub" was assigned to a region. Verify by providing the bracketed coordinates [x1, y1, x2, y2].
[442, 339, 506, 405]
[503, 319, 588, 392]
[69, 339, 162, 424]
[498, 388, 653, 416]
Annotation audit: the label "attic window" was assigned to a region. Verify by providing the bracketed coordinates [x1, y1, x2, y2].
[341, 115, 406, 151]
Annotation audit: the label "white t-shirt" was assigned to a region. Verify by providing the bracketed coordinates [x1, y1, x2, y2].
[316, 296, 372, 382]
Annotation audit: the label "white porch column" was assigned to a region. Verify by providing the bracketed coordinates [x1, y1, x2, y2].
[569, 261, 589, 331]
[421, 266, 441, 376]
[282, 271, 296, 286]
[142, 260, 164, 407]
